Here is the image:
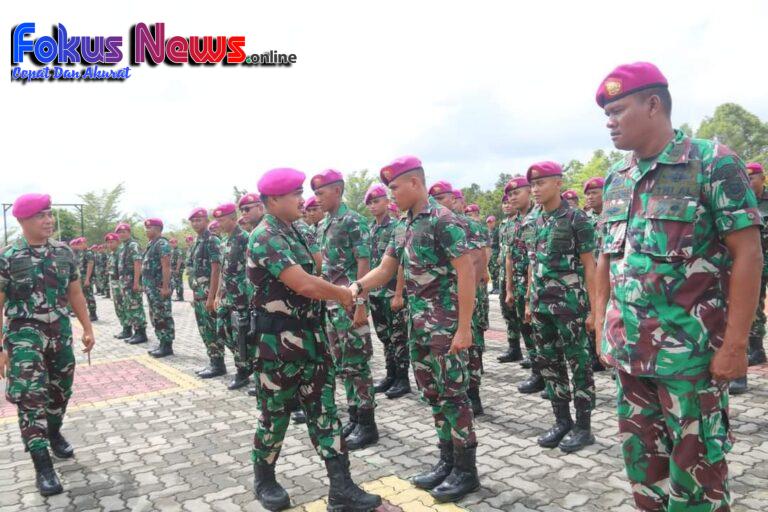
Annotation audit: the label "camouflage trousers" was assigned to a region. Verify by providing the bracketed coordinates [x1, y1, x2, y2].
[109, 280, 127, 329]
[171, 270, 184, 299]
[469, 285, 489, 389]
[251, 356, 343, 464]
[531, 312, 595, 411]
[489, 255, 499, 288]
[145, 289, 175, 345]
[193, 299, 223, 359]
[216, 305, 253, 372]
[749, 274, 767, 340]
[616, 371, 733, 512]
[3, 317, 75, 452]
[369, 296, 409, 373]
[82, 280, 96, 315]
[325, 307, 376, 411]
[411, 341, 476, 449]
[120, 284, 146, 329]
[513, 282, 535, 359]
[94, 271, 107, 294]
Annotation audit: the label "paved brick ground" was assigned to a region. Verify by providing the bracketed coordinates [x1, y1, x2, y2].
[1, 293, 767, 511]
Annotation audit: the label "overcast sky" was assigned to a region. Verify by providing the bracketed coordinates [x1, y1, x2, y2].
[4, 0, 767, 230]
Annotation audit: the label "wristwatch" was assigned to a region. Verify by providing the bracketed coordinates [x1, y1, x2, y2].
[354, 297, 367, 306]
[351, 281, 363, 295]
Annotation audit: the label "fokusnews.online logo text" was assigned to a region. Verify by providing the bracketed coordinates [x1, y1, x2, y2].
[11, 22, 297, 83]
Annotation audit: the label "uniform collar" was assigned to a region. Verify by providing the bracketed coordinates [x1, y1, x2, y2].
[618, 129, 689, 173]
[408, 195, 438, 222]
[329, 202, 349, 220]
[375, 214, 392, 228]
[542, 199, 570, 219]
[264, 213, 293, 235]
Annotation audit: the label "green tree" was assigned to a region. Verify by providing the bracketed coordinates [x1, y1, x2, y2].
[343, 169, 377, 218]
[563, 150, 624, 203]
[52, 208, 80, 241]
[696, 103, 768, 165]
[79, 184, 127, 246]
[233, 186, 248, 203]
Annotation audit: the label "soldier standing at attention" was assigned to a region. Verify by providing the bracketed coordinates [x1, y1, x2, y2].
[169, 238, 185, 302]
[93, 244, 106, 296]
[365, 184, 410, 399]
[353, 156, 479, 503]
[213, 203, 253, 391]
[497, 193, 523, 363]
[593, 62, 761, 511]
[238, 193, 265, 232]
[116, 223, 148, 344]
[525, 161, 597, 452]
[246, 168, 381, 512]
[188, 208, 225, 379]
[106, 233, 129, 339]
[0, 193, 96, 496]
[562, 189, 580, 209]
[141, 218, 175, 358]
[71, 238, 98, 321]
[313, 169, 379, 450]
[487, 216, 499, 294]
[582, 177, 607, 373]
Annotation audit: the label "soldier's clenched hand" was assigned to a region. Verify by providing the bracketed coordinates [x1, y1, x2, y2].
[449, 326, 472, 354]
[710, 344, 748, 382]
[0, 351, 8, 379]
[82, 331, 95, 353]
[338, 286, 354, 309]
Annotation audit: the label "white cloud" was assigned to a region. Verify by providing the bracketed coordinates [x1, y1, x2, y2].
[4, 0, 767, 232]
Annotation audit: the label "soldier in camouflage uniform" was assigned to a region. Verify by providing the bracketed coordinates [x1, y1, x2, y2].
[431, 187, 487, 416]
[730, 161, 768, 396]
[116, 223, 148, 344]
[525, 161, 597, 453]
[496, 193, 524, 363]
[93, 245, 107, 296]
[238, 193, 265, 232]
[141, 218, 175, 358]
[313, 169, 379, 450]
[365, 184, 411, 399]
[105, 233, 130, 339]
[487, 216, 499, 294]
[0, 193, 95, 496]
[303, 195, 324, 232]
[562, 189, 580, 209]
[246, 168, 381, 512]
[213, 203, 253, 390]
[188, 208, 225, 378]
[582, 177, 607, 373]
[169, 238, 185, 301]
[594, 62, 762, 511]
[71, 238, 98, 321]
[502, 178, 541, 393]
[355, 156, 479, 503]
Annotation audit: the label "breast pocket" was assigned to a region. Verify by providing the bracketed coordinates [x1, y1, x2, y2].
[9, 256, 34, 300]
[640, 196, 697, 260]
[547, 223, 575, 253]
[406, 233, 439, 268]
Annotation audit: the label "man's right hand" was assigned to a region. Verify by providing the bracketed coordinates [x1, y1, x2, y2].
[338, 286, 354, 309]
[0, 351, 8, 379]
[524, 304, 532, 324]
[132, 283, 140, 293]
[391, 294, 404, 312]
[505, 289, 514, 307]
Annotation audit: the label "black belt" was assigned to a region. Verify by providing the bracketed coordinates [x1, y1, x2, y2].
[248, 309, 314, 335]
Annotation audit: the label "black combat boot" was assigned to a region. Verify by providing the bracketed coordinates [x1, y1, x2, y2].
[30, 448, 63, 496]
[248, 385, 259, 397]
[385, 365, 411, 399]
[517, 370, 545, 394]
[104, 289, 111, 299]
[374, 359, 396, 394]
[412, 441, 453, 490]
[127, 327, 148, 344]
[89, 312, 98, 322]
[748, 335, 767, 366]
[520, 356, 532, 369]
[467, 387, 484, 416]
[148, 343, 174, 358]
[342, 406, 358, 439]
[48, 427, 74, 459]
[228, 368, 251, 390]
[114, 326, 132, 339]
[558, 406, 595, 453]
[325, 454, 382, 512]
[253, 461, 290, 511]
[429, 444, 480, 502]
[198, 357, 226, 378]
[292, 409, 307, 424]
[346, 408, 379, 450]
[538, 401, 573, 448]
[497, 339, 522, 363]
[540, 389, 550, 399]
[729, 376, 748, 395]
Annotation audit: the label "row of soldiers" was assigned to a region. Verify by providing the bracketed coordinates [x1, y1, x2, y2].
[2, 60, 766, 511]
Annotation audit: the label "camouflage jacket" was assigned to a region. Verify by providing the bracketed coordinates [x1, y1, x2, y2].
[758, 189, 768, 276]
[108, 249, 120, 282]
[496, 216, 514, 280]
[507, 207, 536, 288]
[170, 247, 184, 272]
[527, 200, 594, 317]
[118, 239, 143, 286]
[219, 227, 251, 311]
[319, 203, 371, 300]
[189, 230, 221, 300]
[601, 130, 761, 378]
[0, 237, 80, 323]
[94, 252, 107, 273]
[77, 249, 95, 282]
[293, 219, 320, 255]
[369, 214, 397, 298]
[141, 236, 171, 290]
[247, 213, 324, 361]
[386, 197, 469, 352]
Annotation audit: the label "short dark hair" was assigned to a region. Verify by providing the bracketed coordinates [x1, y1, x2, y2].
[637, 87, 672, 117]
